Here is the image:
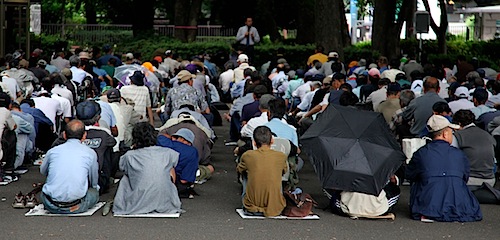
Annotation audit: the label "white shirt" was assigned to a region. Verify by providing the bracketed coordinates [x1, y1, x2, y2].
[219, 69, 234, 92]
[33, 96, 63, 127]
[70, 66, 87, 84]
[51, 94, 72, 118]
[240, 112, 269, 138]
[448, 98, 475, 114]
[1, 76, 20, 100]
[51, 84, 74, 106]
[297, 89, 318, 111]
[109, 102, 125, 152]
[293, 82, 311, 101]
[367, 87, 387, 111]
[233, 63, 256, 83]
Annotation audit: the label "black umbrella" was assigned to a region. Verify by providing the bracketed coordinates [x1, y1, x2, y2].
[301, 105, 405, 196]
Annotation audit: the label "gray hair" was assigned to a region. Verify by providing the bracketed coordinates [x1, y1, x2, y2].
[69, 55, 81, 67]
[311, 81, 322, 89]
[399, 89, 415, 107]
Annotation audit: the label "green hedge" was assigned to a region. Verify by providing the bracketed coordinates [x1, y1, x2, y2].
[35, 33, 500, 71]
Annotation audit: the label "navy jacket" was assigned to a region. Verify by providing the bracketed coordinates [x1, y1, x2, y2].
[406, 140, 482, 222]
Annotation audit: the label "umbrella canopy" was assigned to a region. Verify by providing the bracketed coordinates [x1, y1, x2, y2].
[301, 105, 405, 196]
[113, 64, 160, 92]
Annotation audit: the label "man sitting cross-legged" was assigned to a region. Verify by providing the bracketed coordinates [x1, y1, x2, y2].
[40, 120, 100, 214]
[157, 128, 200, 198]
[237, 126, 287, 217]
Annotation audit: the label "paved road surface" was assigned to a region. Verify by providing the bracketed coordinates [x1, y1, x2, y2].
[1, 121, 499, 240]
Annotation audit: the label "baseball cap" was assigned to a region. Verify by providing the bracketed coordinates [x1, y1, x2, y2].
[76, 101, 101, 120]
[125, 53, 134, 60]
[454, 86, 470, 98]
[328, 52, 339, 58]
[368, 63, 378, 69]
[427, 115, 460, 132]
[177, 70, 196, 83]
[259, 94, 275, 110]
[173, 128, 195, 144]
[237, 54, 249, 63]
[106, 88, 121, 101]
[154, 56, 163, 63]
[368, 68, 380, 78]
[287, 70, 296, 80]
[37, 59, 47, 66]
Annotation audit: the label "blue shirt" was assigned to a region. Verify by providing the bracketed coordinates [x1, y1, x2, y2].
[12, 110, 36, 144]
[265, 118, 298, 147]
[157, 135, 199, 183]
[97, 101, 117, 128]
[97, 54, 122, 68]
[20, 103, 53, 133]
[41, 139, 99, 202]
[93, 67, 108, 77]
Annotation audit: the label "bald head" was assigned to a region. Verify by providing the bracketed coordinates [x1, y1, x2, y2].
[423, 77, 440, 93]
[64, 120, 86, 140]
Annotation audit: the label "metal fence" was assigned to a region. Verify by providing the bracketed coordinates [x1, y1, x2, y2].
[41, 24, 237, 43]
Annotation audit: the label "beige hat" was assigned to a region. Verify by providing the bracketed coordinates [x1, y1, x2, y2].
[177, 70, 196, 83]
[427, 115, 460, 132]
[61, 68, 72, 77]
[79, 51, 90, 59]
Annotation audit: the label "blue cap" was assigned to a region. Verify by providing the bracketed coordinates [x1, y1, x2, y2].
[76, 101, 101, 120]
[173, 128, 195, 144]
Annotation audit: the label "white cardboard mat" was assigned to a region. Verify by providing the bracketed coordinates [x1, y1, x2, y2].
[236, 209, 320, 220]
[25, 202, 105, 217]
[114, 212, 181, 218]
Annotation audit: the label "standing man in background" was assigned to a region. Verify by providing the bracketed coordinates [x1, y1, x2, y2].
[236, 17, 260, 62]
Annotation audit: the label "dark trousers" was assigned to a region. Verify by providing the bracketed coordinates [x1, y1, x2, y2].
[229, 113, 242, 142]
[1, 129, 17, 170]
[241, 44, 255, 63]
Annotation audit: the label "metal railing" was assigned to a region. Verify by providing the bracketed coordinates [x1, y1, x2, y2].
[41, 24, 237, 43]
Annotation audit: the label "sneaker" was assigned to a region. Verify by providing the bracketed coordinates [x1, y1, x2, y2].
[24, 193, 38, 208]
[14, 167, 29, 175]
[420, 216, 434, 223]
[224, 141, 238, 146]
[12, 192, 25, 209]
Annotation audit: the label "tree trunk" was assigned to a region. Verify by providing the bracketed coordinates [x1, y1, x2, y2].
[85, 0, 97, 24]
[372, 0, 413, 60]
[423, 0, 448, 54]
[405, 0, 417, 39]
[174, 0, 202, 42]
[132, 0, 155, 37]
[296, 0, 315, 44]
[314, 0, 350, 58]
[186, 0, 203, 42]
[256, 0, 280, 42]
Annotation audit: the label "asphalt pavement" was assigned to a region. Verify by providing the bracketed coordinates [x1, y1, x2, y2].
[1, 119, 500, 240]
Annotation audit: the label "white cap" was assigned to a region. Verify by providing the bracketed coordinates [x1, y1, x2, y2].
[427, 115, 460, 132]
[237, 54, 249, 63]
[126, 53, 134, 60]
[454, 86, 470, 98]
[328, 52, 339, 58]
